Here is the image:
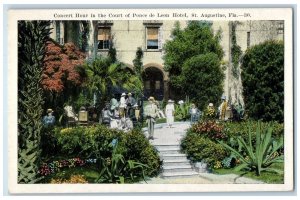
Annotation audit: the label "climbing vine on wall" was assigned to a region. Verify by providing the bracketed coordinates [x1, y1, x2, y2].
[80, 21, 90, 52]
[230, 22, 242, 79]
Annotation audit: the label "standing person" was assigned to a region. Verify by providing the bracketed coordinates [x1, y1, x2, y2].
[205, 103, 216, 120]
[189, 103, 200, 124]
[110, 95, 119, 118]
[144, 96, 159, 140]
[165, 99, 175, 128]
[42, 108, 55, 127]
[126, 92, 136, 118]
[133, 103, 140, 121]
[218, 95, 228, 121]
[155, 100, 166, 119]
[119, 93, 127, 118]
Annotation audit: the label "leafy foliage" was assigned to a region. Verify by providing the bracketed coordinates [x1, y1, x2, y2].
[84, 55, 143, 109]
[230, 21, 242, 78]
[181, 131, 228, 168]
[241, 40, 284, 122]
[163, 21, 224, 104]
[96, 141, 148, 183]
[181, 53, 225, 110]
[42, 40, 86, 93]
[18, 21, 51, 183]
[191, 120, 226, 141]
[219, 122, 284, 176]
[53, 125, 161, 181]
[174, 97, 192, 121]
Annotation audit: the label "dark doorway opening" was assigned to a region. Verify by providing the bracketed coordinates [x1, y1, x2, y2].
[142, 67, 164, 101]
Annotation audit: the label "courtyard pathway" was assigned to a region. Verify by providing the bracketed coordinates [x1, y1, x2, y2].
[141, 122, 264, 184]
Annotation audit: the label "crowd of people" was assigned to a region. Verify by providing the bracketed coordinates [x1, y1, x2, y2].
[42, 93, 244, 138]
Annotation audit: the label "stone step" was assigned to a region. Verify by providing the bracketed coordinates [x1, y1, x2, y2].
[160, 153, 186, 157]
[163, 159, 191, 167]
[154, 145, 181, 152]
[163, 165, 193, 173]
[162, 171, 199, 179]
[158, 150, 181, 154]
[163, 162, 191, 168]
[162, 156, 188, 162]
[162, 157, 189, 162]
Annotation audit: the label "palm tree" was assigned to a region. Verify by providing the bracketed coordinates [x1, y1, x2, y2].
[84, 56, 143, 109]
[18, 21, 51, 183]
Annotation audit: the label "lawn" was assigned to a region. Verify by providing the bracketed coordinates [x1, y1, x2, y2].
[212, 163, 284, 184]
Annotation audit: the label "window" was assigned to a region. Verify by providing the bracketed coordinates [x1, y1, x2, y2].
[97, 27, 111, 50]
[56, 22, 60, 43]
[145, 81, 150, 90]
[277, 22, 284, 34]
[155, 81, 161, 90]
[55, 21, 64, 45]
[147, 27, 159, 49]
[247, 32, 250, 48]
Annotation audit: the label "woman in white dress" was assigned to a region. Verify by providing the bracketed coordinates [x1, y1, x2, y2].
[165, 100, 175, 128]
[119, 93, 127, 118]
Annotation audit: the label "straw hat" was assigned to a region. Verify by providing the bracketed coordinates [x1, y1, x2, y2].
[47, 108, 54, 113]
[148, 96, 155, 101]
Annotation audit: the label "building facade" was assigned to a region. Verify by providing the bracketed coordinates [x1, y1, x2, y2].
[50, 20, 284, 104]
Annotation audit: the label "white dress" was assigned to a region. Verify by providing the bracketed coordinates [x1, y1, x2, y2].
[165, 104, 175, 125]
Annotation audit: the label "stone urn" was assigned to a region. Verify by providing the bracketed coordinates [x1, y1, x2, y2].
[194, 161, 208, 173]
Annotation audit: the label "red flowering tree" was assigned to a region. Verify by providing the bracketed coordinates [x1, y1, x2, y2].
[42, 40, 86, 93]
[42, 40, 87, 119]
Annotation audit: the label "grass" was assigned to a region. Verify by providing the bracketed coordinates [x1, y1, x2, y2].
[212, 163, 284, 184]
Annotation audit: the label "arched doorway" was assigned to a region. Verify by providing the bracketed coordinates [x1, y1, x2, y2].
[142, 67, 164, 101]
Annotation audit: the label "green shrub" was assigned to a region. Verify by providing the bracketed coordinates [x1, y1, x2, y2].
[96, 140, 148, 183]
[241, 40, 284, 122]
[181, 131, 228, 168]
[223, 120, 284, 142]
[123, 129, 162, 177]
[53, 125, 161, 182]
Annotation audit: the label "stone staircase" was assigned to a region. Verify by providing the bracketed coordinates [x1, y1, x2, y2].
[154, 144, 199, 178]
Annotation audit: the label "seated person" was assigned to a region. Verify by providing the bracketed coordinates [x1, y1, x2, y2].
[43, 108, 55, 127]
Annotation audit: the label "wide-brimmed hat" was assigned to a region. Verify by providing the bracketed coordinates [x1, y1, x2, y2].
[148, 96, 155, 101]
[121, 93, 126, 96]
[133, 103, 138, 108]
[80, 106, 86, 111]
[47, 108, 54, 113]
[208, 103, 214, 107]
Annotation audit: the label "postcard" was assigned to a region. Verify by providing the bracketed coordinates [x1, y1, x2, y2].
[7, 8, 293, 193]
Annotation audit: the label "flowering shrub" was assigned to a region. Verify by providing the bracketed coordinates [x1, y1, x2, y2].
[42, 40, 86, 93]
[191, 120, 226, 141]
[50, 175, 88, 184]
[38, 157, 97, 176]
